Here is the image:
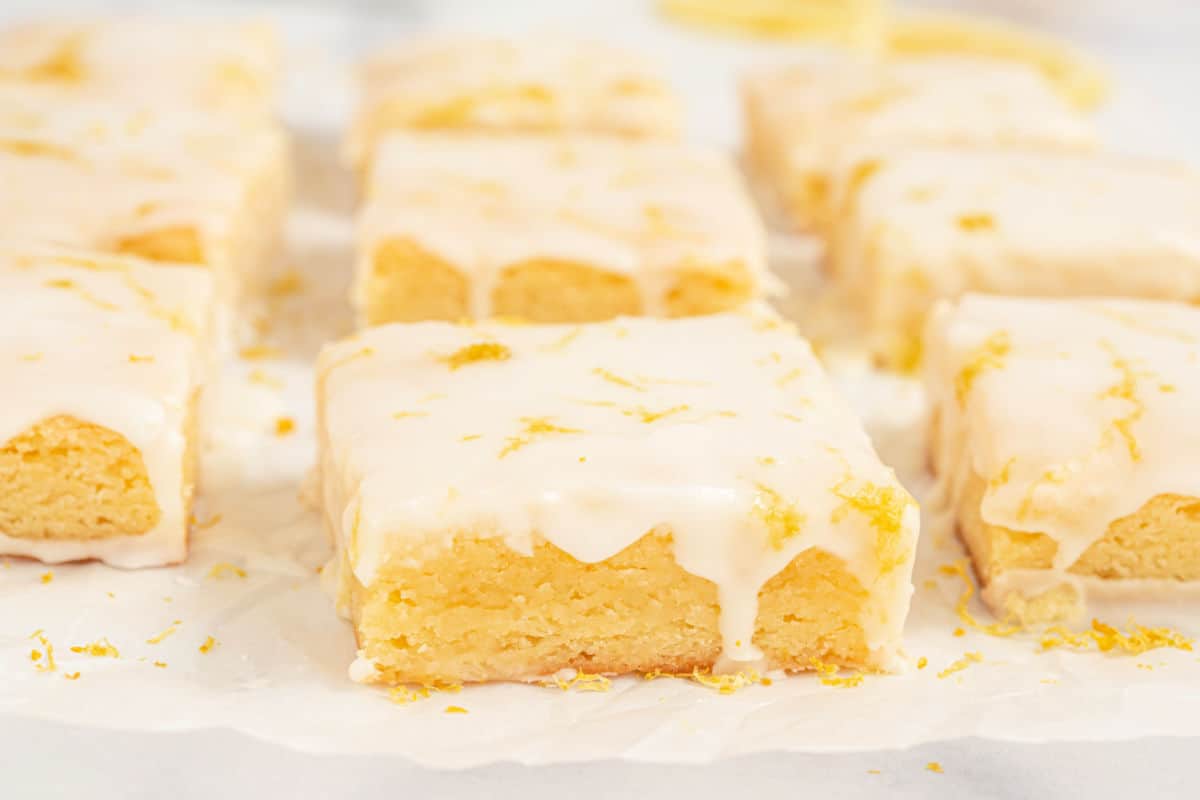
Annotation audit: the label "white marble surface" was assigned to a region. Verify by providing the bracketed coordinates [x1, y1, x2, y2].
[2, 0, 1199, 796]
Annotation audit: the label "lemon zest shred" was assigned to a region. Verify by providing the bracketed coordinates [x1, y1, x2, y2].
[954, 330, 1010, 407]
[1040, 619, 1193, 655]
[29, 630, 56, 673]
[938, 559, 1022, 636]
[207, 562, 247, 580]
[643, 667, 769, 694]
[592, 367, 645, 391]
[146, 621, 182, 645]
[541, 671, 613, 692]
[438, 342, 511, 370]
[937, 652, 983, 679]
[499, 416, 582, 458]
[622, 404, 690, 423]
[69, 638, 120, 658]
[752, 483, 805, 550]
[831, 476, 914, 574]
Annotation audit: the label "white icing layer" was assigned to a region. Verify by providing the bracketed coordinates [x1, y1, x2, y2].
[316, 310, 917, 671]
[0, 244, 213, 568]
[346, 34, 680, 168]
[356, 132, 771, 321]
[0, 17, 279, 116]
[742, 55, 1095, 228]
[0, 84, 290, 311]
[833, 148, 1200, 355]
[926, 295, 1200, 604]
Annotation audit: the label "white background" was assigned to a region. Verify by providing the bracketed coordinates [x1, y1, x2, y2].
[2, 0, 1199, 797]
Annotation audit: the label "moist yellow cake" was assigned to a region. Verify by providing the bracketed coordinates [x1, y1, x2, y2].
[925, 294, 1200, 624]
[355, 132, 771, 327]
[315, 310, 918, 685]
[0, 244, 212, 567]
[0, 17, 279, 117]
[741, 56, 1094, 233]
[345, 34, 680, 171]
[828, 147, 1200, 369]
[0, 85, 290, 317]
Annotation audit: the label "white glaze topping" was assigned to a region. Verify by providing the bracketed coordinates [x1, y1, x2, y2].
[0, 244, 212, 568]
[743, 55, 1094, 223]
[926, 294, 1200, 591]
[356, 132, 771, 320]
[0, 17, 279, 116]
[834, 148, 1200, 344]
[346, 34, 680, 167]
[0, 86, 290, 309]
[316, 310, 917, 673]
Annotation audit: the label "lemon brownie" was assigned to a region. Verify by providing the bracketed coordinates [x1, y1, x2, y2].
[0, 17, 278, 117]
[926, 294, 1200, 624]
[0, 87, 289, 319]
[741, 56, 1094, 233]
[356, 132, 770, 327]
[346, 34, 680, 171]
[0, 245, 212, 568]
[829, 147, 1200, 369]
[316, 310, 918, 685]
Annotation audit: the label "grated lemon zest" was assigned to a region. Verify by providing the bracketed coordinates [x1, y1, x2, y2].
[956, 213, 995, 232]
[643, 668, 769, 694]
[753, 483, 805, 550]
[592, 367, 646, 391]
[955, 330, 1010, 407]
[438, 342, 511, 370]
[1040, 619, 1193, 655]
[70, 638, 119, 658]
[499, 416, 582, 458]
[29, 630, 56, 673]
[937, 651, 983, 679]
[207, 562, 247, 580]
[238, 344, 282, 361]
[809, 657, 864, 687]
[622, 404, 690, 423]
[146, 621, 182, 645]
[191, 512, 223, 531]
[831, 477, 914, 574]
[542, 671, 613, 692]
[938, 560, 1022, 636]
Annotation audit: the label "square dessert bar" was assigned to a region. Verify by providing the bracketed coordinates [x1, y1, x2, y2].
[829, 147, 1200, 369]
[741, 56, 1094, 233]
[0, 245, 212, 568]
[356, 132, 770, 327]
[0, 86, 290, 315]
[926, 294, 1200, 624]
[316, 310, 918, 685]
[346, 35, 680, 170]
[0, 17, 279, 117]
